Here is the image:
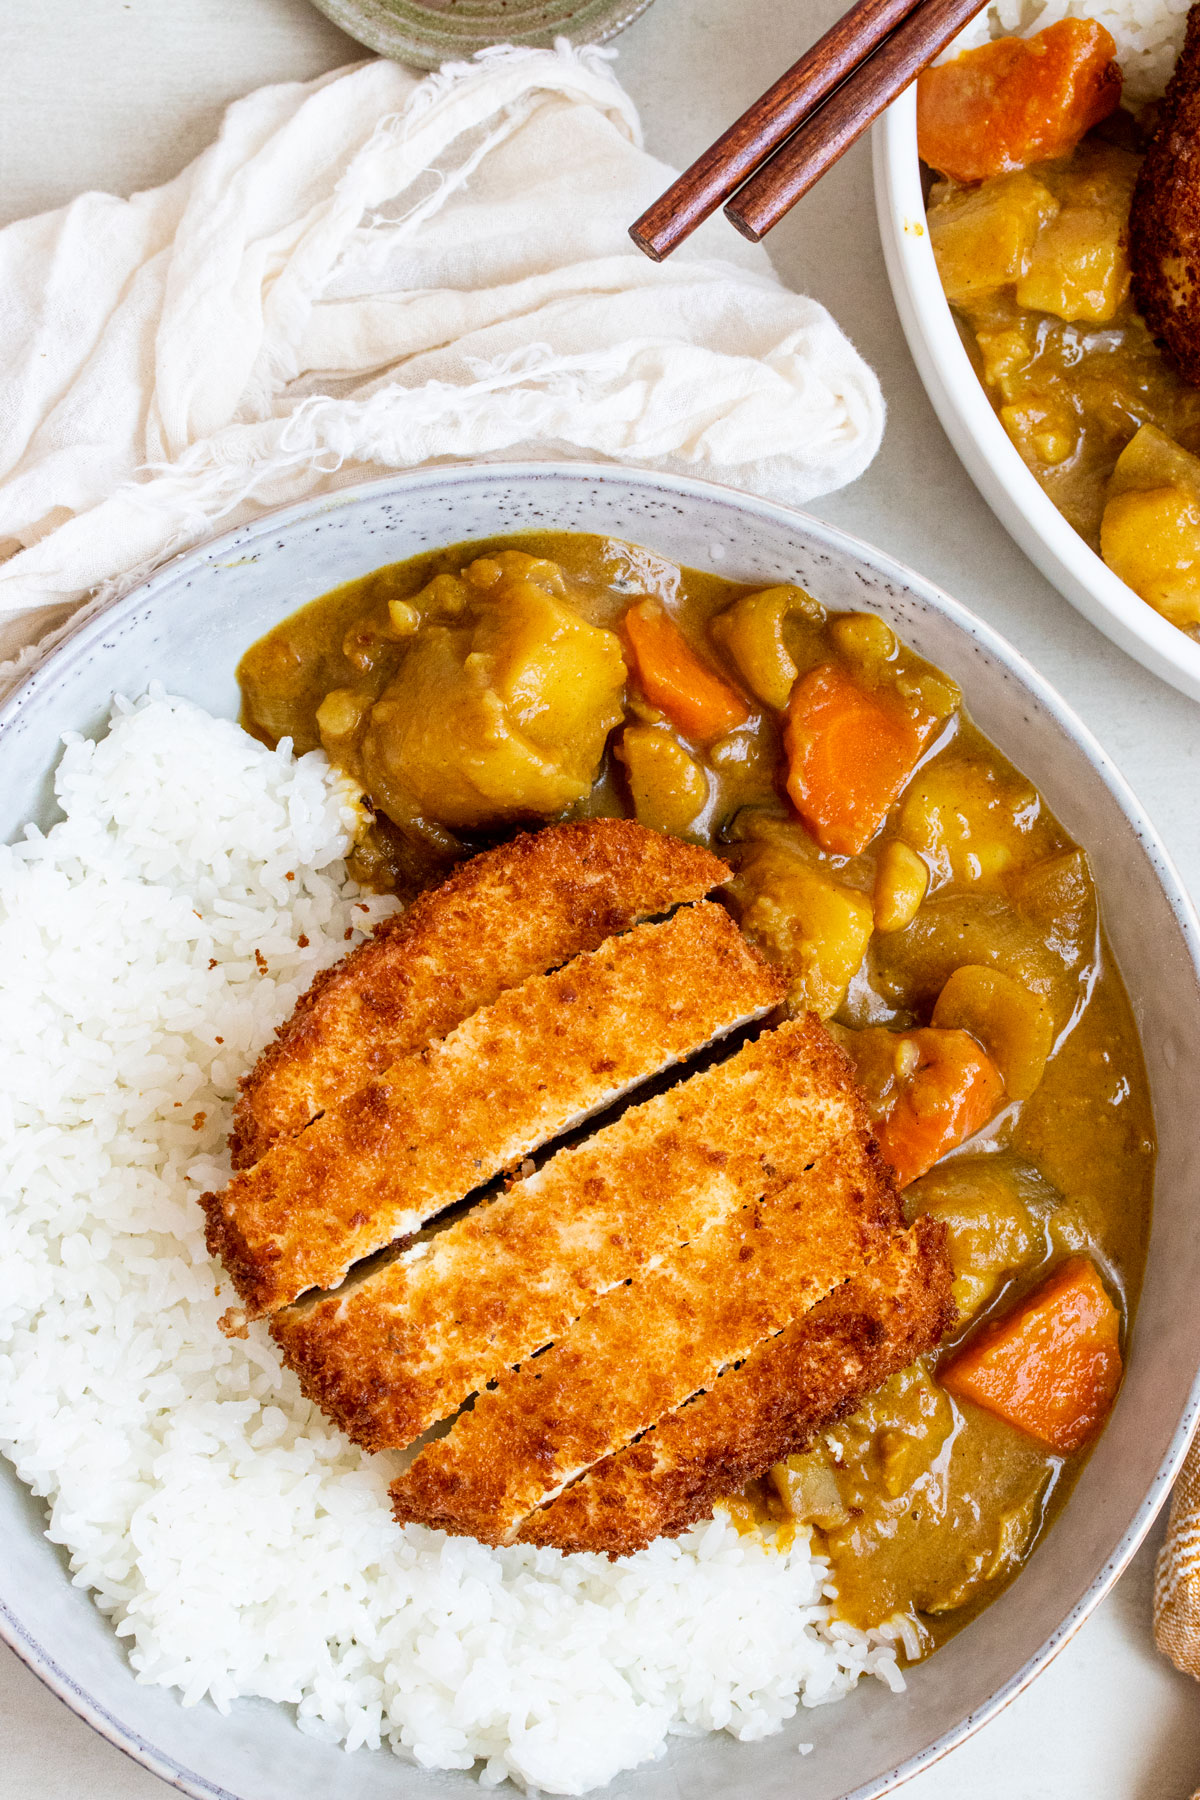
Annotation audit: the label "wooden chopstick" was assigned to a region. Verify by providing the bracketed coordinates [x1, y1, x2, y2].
[724, 0, 990, 242]
[629, 0, 928, 262]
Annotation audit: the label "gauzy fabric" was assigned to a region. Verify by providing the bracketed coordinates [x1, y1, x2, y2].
[0, 41, 884, 691]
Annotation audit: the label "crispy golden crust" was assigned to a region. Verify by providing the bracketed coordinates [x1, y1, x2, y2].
[518, 1216, 955, 1557]
[204, 902, 782, 1317]
[389, 1020, 903, 1547]
[1130, 6, 1200, 386]
[272, 1013, 866, 1452]
[230, 821, 726, 1168]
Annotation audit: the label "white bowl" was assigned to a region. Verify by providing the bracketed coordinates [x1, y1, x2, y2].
[873, 86, 1200, 705]
[3, 461, 1200, 1800]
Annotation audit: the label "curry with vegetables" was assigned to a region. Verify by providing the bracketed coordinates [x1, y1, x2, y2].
[239, 531, 1152, 1655]
[918, 17, 1200, 638]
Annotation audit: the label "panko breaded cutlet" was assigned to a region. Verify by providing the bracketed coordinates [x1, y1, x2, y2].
[518, 1217, 955, 1557]
[203, 901, 784, 1318]
[230, 820, 727, 1168]
[270, 1016, 870, 1452]
[212, 817, 957, 1560]
[1130, 4, 1200, 386]
[389, 1020, 906, 1548]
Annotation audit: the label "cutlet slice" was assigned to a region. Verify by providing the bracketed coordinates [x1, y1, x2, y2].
[203, 901, 782, 1317]
[1130, 5, 1200, 386]
[271, 1017, 865, 1452]
[519, 1216, 955, 1557]
[390, 1026, 901, 1546]
[231, 820, 726, 1167]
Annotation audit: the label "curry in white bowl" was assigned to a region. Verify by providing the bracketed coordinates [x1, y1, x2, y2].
[920, 14, 1200, 641]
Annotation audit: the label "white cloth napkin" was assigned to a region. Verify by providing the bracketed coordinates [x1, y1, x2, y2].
[0, 41, 884, 692]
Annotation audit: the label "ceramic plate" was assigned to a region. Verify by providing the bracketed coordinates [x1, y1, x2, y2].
[4, 462, 1200, 1800]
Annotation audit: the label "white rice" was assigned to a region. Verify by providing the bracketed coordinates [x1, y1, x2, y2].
[0, 692, 904, 1796]
[947, 0, 1190, 101]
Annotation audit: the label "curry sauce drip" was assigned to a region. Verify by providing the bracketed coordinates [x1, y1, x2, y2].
[237, 530, 1153, 1655]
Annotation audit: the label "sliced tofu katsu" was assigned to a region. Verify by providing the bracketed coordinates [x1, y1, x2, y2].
[271, 1017, 863, 1451]
[519, 1216, 955, 1557]
[203, 901, 782, 1317]
[230, 820, 725, 1167]
[390, 1022, 902, 1546]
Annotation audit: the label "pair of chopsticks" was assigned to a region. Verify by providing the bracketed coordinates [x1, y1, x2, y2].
[630, 0, 990, 259]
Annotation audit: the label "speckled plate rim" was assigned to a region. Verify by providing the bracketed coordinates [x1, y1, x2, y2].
[305, 0, 658, 69]
[873, 87, 1200, 707]
[2, 459, 1199, 1800]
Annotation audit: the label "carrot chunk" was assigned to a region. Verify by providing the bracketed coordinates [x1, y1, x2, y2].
[623, 601, 751, 743]
[784, 663, 928, 856]
[940, 1256, 1122, 1452]
[874, 1027, 1006, 1189]
[917, 21, 1123, 184]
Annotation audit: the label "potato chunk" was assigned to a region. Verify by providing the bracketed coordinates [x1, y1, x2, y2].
[907, 1159, 1041, 1321]
[1015, 186, 1131, 323]
[874, 1365, 955, 1499]
[874, 841, 930, 935]
[929, 171, 1059, 305]
[360, 579, 626, 829]
[898, 757, 1053, 890]
[617, 724, 708, 836]
[727, 842, 873, 1019]
[770, 1451, 849, 1529]
[1101, 424, 1200, 630]
[710, 584, 825, 711]
[315, 687, 372, 747]
[932, 964, 1054, 1102]
[830, 1361, 954, 1506]
[1102, 489, 1200, 629]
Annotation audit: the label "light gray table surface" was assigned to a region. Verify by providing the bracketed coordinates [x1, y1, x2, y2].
[1, 1, 1198, 1796]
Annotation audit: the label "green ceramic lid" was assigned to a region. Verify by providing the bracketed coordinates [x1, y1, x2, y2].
[308, 0, 657, 68]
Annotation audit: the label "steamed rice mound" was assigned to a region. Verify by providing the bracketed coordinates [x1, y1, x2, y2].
[0, 693, 904, 1796]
